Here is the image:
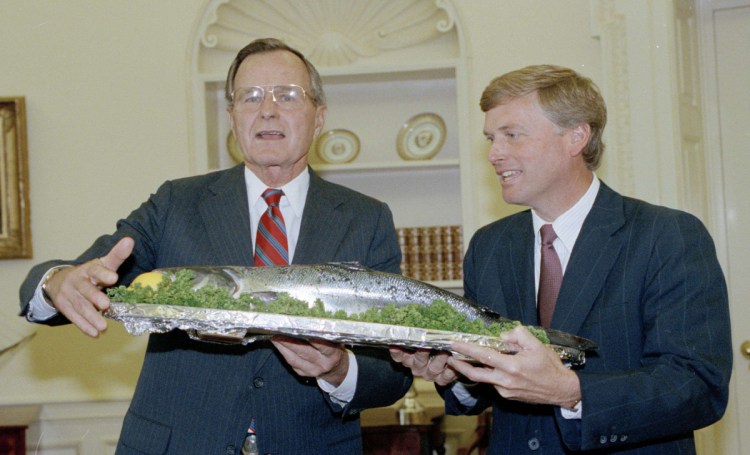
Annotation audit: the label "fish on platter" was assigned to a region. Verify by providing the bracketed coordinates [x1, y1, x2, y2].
[149, 262, 596, 353]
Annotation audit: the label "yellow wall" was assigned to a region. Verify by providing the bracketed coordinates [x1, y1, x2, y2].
[0, 0, 600, 405]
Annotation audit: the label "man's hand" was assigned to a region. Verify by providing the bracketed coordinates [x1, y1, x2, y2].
[448, 325, 581, 408]
[44, 237, 135, 338]
[271, 336, 349, 387]
[389, 347, 458, 386]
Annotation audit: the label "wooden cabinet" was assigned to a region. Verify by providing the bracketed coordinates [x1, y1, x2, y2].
[362, 423, 445, 455]
[0, 426, 26, 455]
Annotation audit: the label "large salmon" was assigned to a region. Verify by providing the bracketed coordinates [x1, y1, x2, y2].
[154, 262, 596, 352]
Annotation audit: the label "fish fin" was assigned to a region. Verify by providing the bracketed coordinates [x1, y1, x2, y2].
[250, 291, 278, 302]
[543, 327, 599, 352]
[479, 307, 513, 324]
[221, 268, 242, 297]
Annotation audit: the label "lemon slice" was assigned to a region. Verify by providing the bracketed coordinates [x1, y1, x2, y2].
[129, 271, 165, 290]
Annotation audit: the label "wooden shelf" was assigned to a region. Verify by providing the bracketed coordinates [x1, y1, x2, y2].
[426, 280, 462, 291]
[311, 158, 459, 174]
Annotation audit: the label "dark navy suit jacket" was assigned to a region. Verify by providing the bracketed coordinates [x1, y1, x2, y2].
[20, 165, 412, 454]
[443, 182, 732, 454]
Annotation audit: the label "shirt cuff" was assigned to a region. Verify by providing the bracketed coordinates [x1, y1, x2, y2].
[560, 400, 582, 419]
[26, 266, 69, 322]
[317, 350, 357, 405]
[451, 381, 479, 407]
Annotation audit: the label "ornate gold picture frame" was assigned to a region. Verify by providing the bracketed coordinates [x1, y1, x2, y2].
[0, 97, 32, 258]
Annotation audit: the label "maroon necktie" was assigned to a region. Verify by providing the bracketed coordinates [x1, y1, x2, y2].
[253, 189, 289, 266]
[538, 224, 562, 327]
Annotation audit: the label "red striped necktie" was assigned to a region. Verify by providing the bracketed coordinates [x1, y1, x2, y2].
[538, 223, 562, 327]
[254, 188, 289, 266]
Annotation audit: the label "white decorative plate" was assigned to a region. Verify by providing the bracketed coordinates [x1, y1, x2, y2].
[316, 129, 360, 164]
[226, 131, 244, 164]
[397, 113, 446, 160]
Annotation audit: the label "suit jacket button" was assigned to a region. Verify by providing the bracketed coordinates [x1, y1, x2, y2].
[599, 435, 607, 444]
[527, 438, 540, 450]
[610, 434, 618, 443]
[225, 445, 235, 454]
[253, 377, 265, 388]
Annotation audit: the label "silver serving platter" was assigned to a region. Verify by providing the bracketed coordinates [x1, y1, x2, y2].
[105, 302, 588, 366]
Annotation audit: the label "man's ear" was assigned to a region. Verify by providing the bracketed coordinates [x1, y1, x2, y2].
[313, 105, 327, 138]
[227, 107, 236, 133]
[568, 123, 591, 156]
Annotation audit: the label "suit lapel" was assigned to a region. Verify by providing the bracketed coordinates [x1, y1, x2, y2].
[293, 169, 349, 264]
[552, 183, 626, 333]
[198, 165, 255, 266]
[499, 213, 538, 324]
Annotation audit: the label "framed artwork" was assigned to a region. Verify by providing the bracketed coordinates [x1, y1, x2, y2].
[0, 97, 32, 258]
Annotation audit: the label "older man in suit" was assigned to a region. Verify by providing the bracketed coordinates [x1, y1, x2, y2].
[390, 65, 732, 454]
[20, 38, 412, 454]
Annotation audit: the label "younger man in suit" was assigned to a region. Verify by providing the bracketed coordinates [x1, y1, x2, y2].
[391, 64, 732, 453]
[20, 38, 411, 454]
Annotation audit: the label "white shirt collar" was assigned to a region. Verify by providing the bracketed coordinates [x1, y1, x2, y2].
[532, 174, 600, 267]
[244, 166, 310, 263]
[244, 166, 309, 218]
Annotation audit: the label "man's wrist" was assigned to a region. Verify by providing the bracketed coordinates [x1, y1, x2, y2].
[318, 350, 357, 404]
[41, 266, 68, 303]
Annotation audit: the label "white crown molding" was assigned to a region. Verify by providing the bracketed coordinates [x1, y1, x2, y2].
[198, 0, 457, 67]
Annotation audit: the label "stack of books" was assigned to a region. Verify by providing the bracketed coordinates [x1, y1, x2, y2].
[396, 225, 463, 282]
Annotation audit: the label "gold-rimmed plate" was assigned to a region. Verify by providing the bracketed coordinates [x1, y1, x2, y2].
[397, 113, 446, 160]
[315, 129, 360, 164]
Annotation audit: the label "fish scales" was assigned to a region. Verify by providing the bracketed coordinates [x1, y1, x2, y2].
[158, 263, 596, 352]
[179, 263, 486, 322]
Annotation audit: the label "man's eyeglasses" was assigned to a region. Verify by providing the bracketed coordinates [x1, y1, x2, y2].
[231, 85, 309, 112]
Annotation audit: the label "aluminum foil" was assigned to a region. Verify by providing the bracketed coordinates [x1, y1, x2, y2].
[105, 302, 587, 366]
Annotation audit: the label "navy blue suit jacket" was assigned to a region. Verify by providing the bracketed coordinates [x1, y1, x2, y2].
[20, 165, 412, 454]
[443, 182, 732, 454]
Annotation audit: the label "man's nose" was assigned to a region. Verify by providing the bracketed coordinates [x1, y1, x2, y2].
[259, 91, 279, 118]
[487, 141, 505, 163]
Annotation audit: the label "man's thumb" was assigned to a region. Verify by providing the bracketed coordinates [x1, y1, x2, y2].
[101, 237, 135, 270]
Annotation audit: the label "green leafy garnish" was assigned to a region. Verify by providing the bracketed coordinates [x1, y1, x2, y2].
[107, 269, 548, 343]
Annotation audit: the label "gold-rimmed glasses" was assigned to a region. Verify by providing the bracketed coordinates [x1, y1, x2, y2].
[231, 85, 309, 112]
